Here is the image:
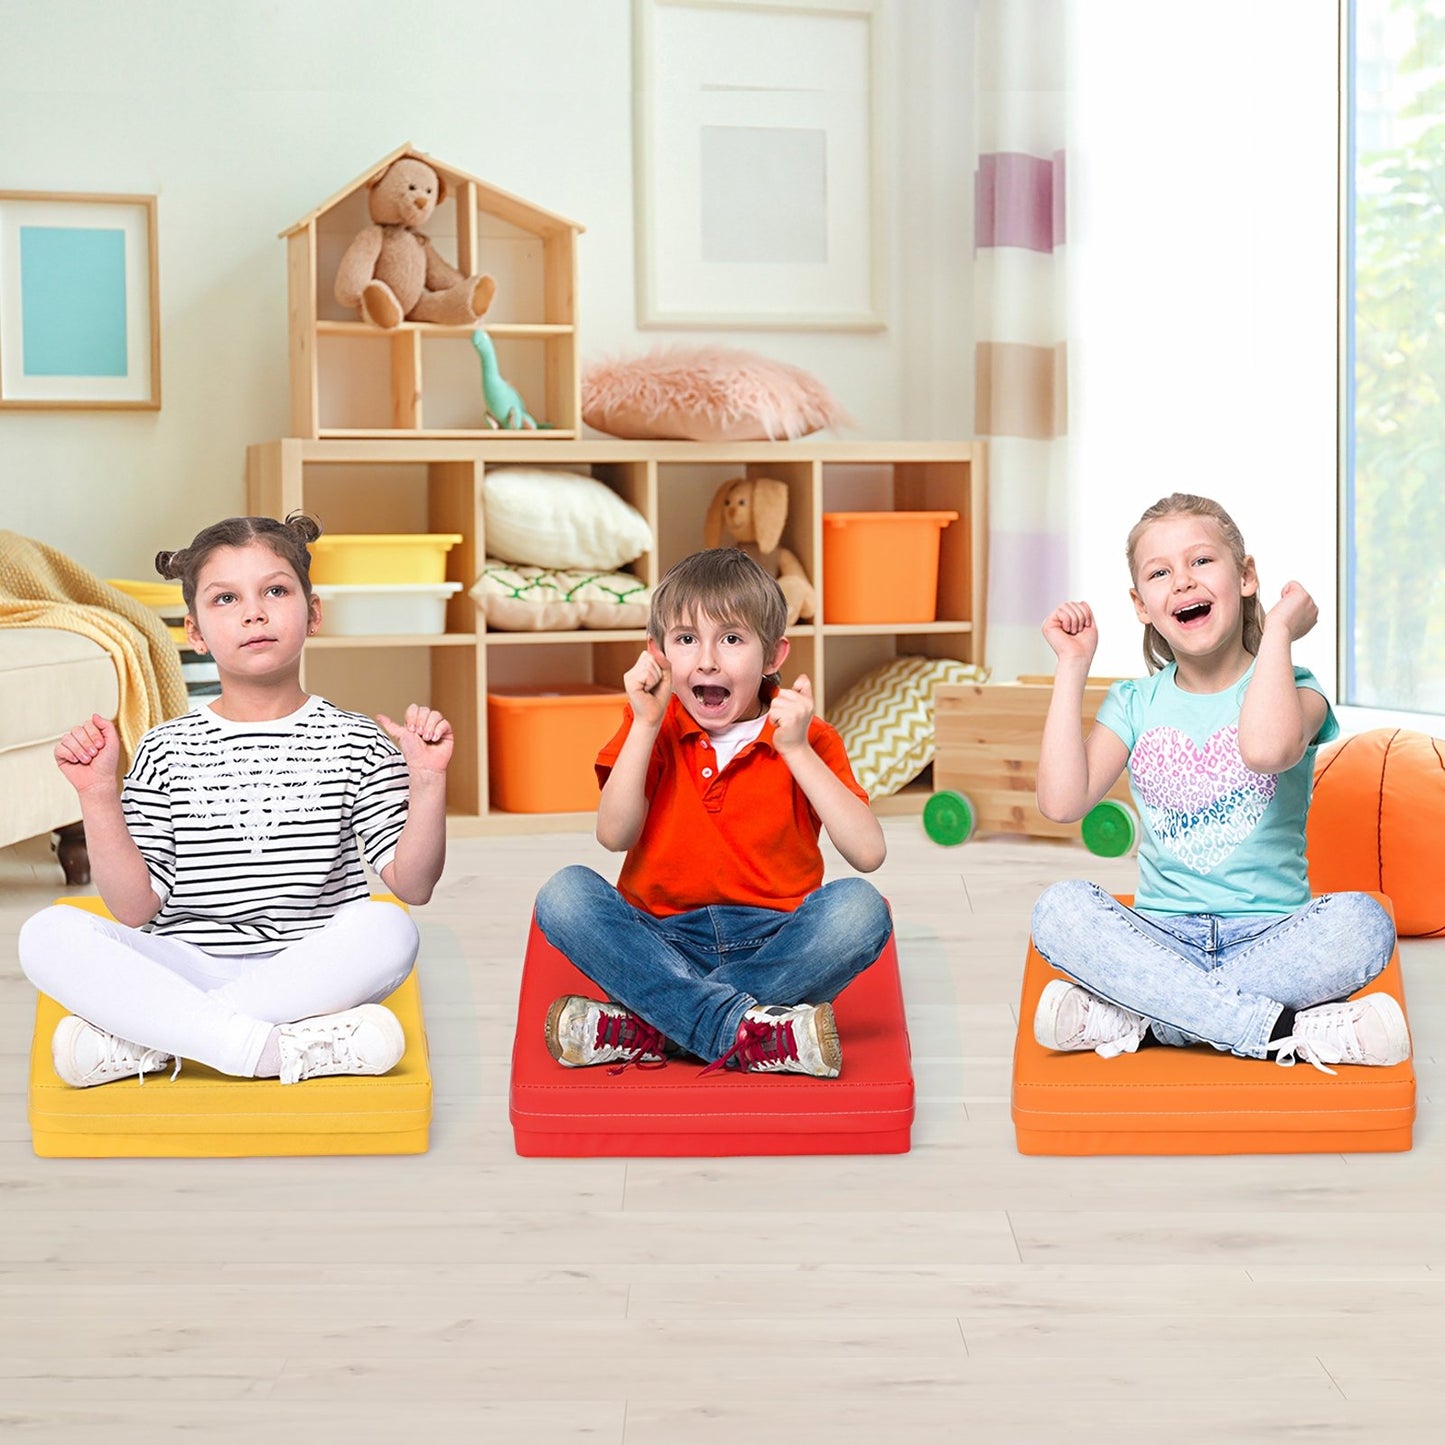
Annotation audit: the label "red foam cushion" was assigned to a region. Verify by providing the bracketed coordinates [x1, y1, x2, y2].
[509, 912, 914, 1157]
[1308, 729, 1445, 937]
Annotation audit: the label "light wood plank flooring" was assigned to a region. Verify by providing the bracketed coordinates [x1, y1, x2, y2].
[3, 820, 1443, 1442]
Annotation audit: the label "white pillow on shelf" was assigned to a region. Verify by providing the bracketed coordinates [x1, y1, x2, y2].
[483, 467, 653, 571]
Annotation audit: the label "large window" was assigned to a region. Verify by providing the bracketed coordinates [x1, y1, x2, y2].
[1346, 1, 1445, 713]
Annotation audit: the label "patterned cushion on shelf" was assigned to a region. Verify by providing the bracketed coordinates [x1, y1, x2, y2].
[830, 656, 990, 798]
[471, 560, 652, 632]
[483, 468, 653, 571]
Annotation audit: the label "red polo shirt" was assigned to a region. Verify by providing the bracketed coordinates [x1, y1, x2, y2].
[595, 695, 870, 917]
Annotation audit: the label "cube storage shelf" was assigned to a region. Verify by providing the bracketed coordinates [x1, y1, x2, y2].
[246, 437, 988, 833]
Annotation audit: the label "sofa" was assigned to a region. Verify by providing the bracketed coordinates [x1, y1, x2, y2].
[0, 629, 120, 882]
[1, 531, 188, 885]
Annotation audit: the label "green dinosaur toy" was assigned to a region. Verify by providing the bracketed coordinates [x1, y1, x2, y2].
[471, 328, 538, 430]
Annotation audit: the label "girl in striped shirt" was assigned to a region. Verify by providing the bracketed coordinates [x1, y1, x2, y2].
[20, 514, 451, 1088]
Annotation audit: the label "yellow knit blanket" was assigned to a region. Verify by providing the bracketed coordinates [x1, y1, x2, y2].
[0, 530, 188, 769]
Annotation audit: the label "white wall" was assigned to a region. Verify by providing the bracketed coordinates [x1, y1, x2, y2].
[0, 0, 976, 580]
[0, 0, 1351, 701]
[1068, 1, 1341, 693]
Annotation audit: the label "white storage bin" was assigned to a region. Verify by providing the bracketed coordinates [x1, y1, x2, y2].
[314, 582, 463, 636]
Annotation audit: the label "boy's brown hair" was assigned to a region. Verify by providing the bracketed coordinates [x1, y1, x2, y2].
[648, 548, 788, 661]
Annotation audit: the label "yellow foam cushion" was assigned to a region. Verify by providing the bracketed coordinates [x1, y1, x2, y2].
[28, 899, 431, 1158]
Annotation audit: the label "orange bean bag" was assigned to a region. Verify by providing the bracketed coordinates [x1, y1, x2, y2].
[1307, 728, 1445, 937]
[1011, 894, 1415, 1156]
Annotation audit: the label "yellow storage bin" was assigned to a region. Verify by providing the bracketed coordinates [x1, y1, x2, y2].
[108, 578, 188, 645]
[107, 579, 184, 611]
[488, 685, 625, 813]
[308, 534, 463, 586]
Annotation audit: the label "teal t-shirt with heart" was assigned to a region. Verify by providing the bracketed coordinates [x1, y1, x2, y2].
[1095, 662, 1338, 916]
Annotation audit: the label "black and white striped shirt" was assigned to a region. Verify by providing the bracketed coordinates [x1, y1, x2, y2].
[121, 696, 409, 954]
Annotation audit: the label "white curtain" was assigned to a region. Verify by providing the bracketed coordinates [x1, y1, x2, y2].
[973, 0, 1070, 678]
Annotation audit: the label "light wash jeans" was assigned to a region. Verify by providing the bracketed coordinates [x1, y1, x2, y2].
[1031, 879, 1396, 1059]
[534, 865, 894, 1061]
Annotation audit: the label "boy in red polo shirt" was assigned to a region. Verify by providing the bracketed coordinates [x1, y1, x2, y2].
[534, 548, 892, 1076]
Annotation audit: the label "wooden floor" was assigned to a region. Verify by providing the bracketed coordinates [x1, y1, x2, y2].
[2, 820, 1443, 1442]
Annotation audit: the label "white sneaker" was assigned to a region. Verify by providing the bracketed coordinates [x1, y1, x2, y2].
[276, 1004, 405, 1085]
[52, 1015, 175, 1088]
[1034, 979, 1150, 1059]
[1267, 993, 1411, 1075]
[702, 1002, 842, 1078]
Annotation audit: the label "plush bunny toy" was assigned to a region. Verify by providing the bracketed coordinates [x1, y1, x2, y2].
[334, 156, 497, 329]
[704, 475, 817, 627]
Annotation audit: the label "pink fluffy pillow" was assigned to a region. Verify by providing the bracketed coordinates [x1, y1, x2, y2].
[582, 346, 849, 443]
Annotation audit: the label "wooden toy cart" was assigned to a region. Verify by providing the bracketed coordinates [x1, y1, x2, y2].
[927, 677, 1139, 855]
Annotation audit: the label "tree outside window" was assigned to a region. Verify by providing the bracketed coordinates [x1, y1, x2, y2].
[1349, 0, 1445, 712]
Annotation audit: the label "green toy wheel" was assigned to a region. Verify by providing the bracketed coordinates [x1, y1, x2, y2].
[1081, 799, 1139, 858]
[924, 789, 977, 847]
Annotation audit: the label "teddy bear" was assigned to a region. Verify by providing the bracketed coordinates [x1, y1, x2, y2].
[703, 475, 817, 627]
[333, 156, 497, 329]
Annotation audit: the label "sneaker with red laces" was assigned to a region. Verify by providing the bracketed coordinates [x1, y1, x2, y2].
[544, 995, 672, 1072]
[700, 1002, 842, 1078]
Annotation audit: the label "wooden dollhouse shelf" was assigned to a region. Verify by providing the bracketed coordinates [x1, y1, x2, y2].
[284, 143, 584, 439]
[314, 322, 576, 338]
[316, 429, 579, 440]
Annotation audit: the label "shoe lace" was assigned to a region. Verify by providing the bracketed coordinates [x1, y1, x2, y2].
[1068, 992, 1148, 1058]
[1266, 1034, 1339, 1076]
[595, 1011, 669, 1076]
[281, 1020, 358, 1084]
[699, 1016, 796, 1077]
[92, 1033, 179, 1085]
[1093, 1018, 1147, 1060]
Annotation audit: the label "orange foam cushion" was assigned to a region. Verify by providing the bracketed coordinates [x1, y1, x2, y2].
[1012, 895, 1415, 1156]
[509, 912, 914, 1157]
[1307, 729, 1445, 937]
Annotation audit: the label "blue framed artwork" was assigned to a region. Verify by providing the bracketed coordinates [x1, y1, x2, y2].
[0, 192, 159, 409]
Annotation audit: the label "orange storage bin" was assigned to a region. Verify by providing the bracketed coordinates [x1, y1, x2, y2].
[822, 511, 958, 623]
[487, 685, 625, 813]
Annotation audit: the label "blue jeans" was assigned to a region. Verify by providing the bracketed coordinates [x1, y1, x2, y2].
[1031, 879, 1396, 1059]
[534, 865, 894, 1061]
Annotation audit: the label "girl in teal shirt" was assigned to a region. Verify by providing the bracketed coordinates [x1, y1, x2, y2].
[1030, 493, 1406, 1074]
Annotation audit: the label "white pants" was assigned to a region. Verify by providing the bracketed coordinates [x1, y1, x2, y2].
[18, 901, 418, 1077]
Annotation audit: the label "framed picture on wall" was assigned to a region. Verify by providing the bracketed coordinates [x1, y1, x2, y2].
[633, 0, 886, 332]
[0, 191, 160, 410]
